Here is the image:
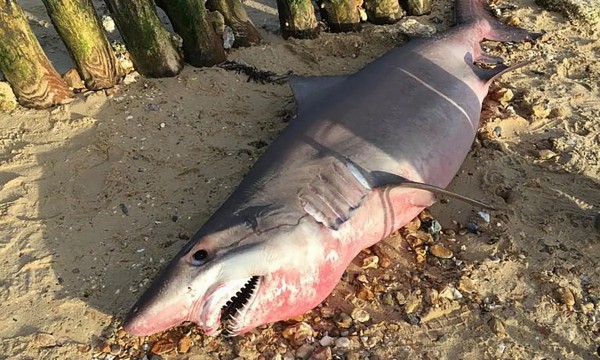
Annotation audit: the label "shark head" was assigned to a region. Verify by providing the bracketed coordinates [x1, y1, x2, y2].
[123, 210, 345, 336]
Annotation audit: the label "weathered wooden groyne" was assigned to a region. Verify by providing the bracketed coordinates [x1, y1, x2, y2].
[0, 0, 432, 109]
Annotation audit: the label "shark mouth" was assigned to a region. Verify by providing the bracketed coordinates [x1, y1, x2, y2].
[220, 276, 260, 335]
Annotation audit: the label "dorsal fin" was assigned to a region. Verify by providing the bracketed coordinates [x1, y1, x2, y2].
[289, 75, 348, 112]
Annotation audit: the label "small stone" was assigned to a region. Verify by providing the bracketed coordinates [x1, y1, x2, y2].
[356, 283, 375, 301]
[178, 336, 192, 353]
[404, 217, 421, 232]
[123, 71, 139, 85]
[404, 294, 423, 314]
[430, 244, 453, 259]
[319, 335, 335, 347]
[439, 285, 463, 300]
[555, 287, 575, 308]
[346, 351, 361, 360]
[35, 333, 56, 348]
[415, 246, 427, 263]
[320, 307, 335, 318]
[311, 346, 333, 360]
[488, 317, 507, 338]
[147, 103, 161, 111]
[465, 222, 479, 234]
[398, 18, 436, 36]
[116, 329, 127, 339]
[295, 344, 315, 359]
[425, 288, 439, 305]
[120, 58, 134, 73]
[505, 15, 521, 26]
[534, 149, 558, 160]
[371, 244, 392, 269]
[334, 337, 351, 348]
[77, 344, 91, 353]
[531, 103, 551, 118]
[151, 339, 175, 355]
[491, 87, 514, 103]
[457, 276, 477, 294]
[62, 68, 85, 89]
[282, 322, 315, 344]
[334, 313, 353, 329]
[478, 211, 491, 223]
[361, 255, 379, 269]
[0, 82, 18, 112]
[351, 308, 370, 323]
[102, 15, 116, 32]
[109, 344, 122, 355]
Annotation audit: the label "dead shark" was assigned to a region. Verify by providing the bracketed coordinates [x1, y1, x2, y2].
[123, 0, 537, 336]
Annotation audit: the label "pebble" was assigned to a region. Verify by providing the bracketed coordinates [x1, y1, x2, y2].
[439, 285, 463, 300]
[178, 336, 192, 353]
[351, 308, 370, 323]
[491, 87, 514, 103]
[151, 339, 175, 355]
[531, 103, 551, 118]
[404, 217, 421, 232]
[0, 82, 17, 112]
[356, 283, 375, 301]
[319, 335, 335, 347]
[398, 18, 437, 36]
[534, 149, 558, 160]
[430, 244, 453, 259]
[334, 337, 351, 348]
[122, 71, 139, 85]
[295, 344, 315, 359]
[102, 15, 116, 32]
[334, 313, 353, 329]
[478, 211, 491, 223]
[311, 346, 333, 360]
[488, 317, 507, 338]
[282, 322, 315, 344]
[555, 287, 575, 308]
[457, 276, 477, 294]
[370, 244, 392, 268]
[465, 222, 479, 234]
[361, 255, 379, 269]
[35, 333, 56, 348]
[345, 351, 361, 360]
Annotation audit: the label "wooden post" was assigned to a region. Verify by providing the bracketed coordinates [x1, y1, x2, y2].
[206, 0, 262, 47]
[402, 0, 432, 15]
[155, 0, 226, 67]
[276, 0, 320, 39]
[0, 0, 72, 109]
[364, 0, 403, 24]
[104, 0, 183, 77]
[42, 0, 123, 90]
[320, 0, 363, 32]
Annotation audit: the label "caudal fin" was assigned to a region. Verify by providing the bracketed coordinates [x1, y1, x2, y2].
[455, 0, 541, 42]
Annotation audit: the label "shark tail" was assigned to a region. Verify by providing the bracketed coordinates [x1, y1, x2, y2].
[455, 0, 541, 42]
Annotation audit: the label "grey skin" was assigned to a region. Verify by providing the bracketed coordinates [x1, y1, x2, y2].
[124, 0, 538, 337]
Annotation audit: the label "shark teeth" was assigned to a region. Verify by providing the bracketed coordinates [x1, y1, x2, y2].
[220, 276, 260, 335]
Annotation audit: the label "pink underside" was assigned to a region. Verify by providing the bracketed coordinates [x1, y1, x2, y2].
[235, 187, 428, 333]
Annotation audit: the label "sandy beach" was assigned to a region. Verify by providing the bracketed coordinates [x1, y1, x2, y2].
[0, 0, 599, 359]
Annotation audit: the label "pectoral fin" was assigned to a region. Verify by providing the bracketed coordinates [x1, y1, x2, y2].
[299, 157, 494, 231]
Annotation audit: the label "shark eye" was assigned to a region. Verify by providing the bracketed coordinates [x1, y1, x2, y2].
[191, 249, 209, 265]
